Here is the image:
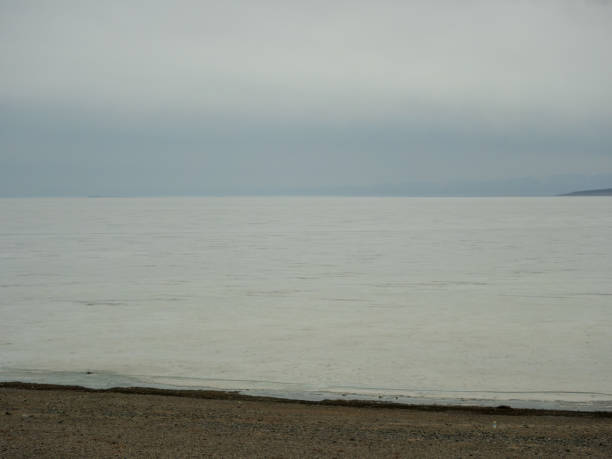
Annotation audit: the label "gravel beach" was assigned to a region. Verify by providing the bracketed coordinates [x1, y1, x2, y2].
[1, 383, 611, 458]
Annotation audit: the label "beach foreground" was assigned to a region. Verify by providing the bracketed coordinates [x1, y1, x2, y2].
[1, 383, 611, 457]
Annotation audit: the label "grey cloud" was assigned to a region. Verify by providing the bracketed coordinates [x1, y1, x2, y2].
[2, 1, 611, 120]
[1, 1, 611, 196]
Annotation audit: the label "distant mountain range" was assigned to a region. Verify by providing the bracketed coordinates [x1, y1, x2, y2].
[561, 188, 612, 196]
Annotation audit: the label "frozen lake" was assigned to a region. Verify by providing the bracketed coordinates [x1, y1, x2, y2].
[1, 197, 611, 410]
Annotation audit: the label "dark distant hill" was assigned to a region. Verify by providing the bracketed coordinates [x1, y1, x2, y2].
[561, 188, 612, 196]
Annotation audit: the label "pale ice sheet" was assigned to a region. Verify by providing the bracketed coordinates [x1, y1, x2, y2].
[1, 197, 611, 409]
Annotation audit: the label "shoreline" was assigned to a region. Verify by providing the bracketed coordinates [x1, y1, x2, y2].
[2, 383, 612, 457]
[2, 381, 611, 418]
[2, 368, 611, 413]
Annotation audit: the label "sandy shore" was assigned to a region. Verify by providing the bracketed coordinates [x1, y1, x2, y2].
[1, 383, 611, 458]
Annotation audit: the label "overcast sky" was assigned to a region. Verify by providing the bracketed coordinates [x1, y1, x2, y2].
[1, 0, 611, 196]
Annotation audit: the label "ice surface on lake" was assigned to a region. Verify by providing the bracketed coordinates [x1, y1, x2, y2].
[1, 197, 611, 409]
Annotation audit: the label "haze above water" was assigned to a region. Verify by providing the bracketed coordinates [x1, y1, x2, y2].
[1, 197, 611, 409]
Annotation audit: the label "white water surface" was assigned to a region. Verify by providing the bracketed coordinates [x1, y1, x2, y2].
[1, 197, 611, 410]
